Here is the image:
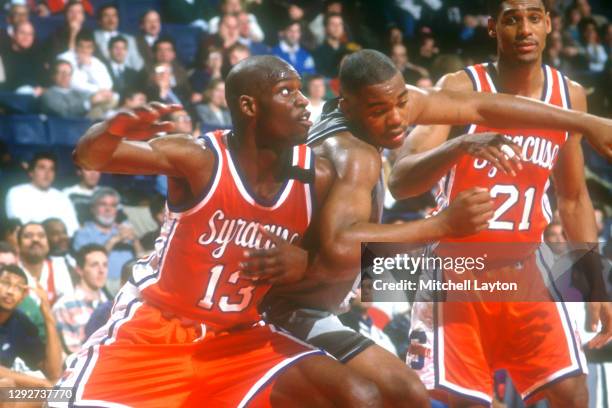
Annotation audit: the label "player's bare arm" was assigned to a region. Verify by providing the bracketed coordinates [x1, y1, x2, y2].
[390, 71, 522, 199]
[553, 80, 612, 348]
[307, 133, 494, 279]
[403, 74, 612, 160]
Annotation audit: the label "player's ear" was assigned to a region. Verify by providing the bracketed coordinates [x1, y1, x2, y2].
[239, 95, 256, 117]
[545, 12, 552, 34]
[339, 97, 352, 119]
[487, 18, 496, 38]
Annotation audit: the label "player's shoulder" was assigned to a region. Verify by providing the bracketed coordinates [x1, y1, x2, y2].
[435, 69, 475, 92]
[562, 75, 587, 110]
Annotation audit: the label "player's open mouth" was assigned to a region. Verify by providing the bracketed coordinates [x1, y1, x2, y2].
[297, 111, 312, 127]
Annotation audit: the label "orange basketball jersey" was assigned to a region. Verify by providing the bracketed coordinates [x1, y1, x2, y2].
[435, 63, 571, 245]
[132, 130, 315, 330]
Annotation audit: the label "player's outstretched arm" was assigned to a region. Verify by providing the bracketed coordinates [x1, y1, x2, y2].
[74, 103, 212, 178]
[408, 76, 612, 160]
[311, 138, 494, 278]
[390, 72, 522, 199]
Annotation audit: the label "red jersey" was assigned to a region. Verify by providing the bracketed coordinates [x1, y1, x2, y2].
[436, 63, 571, 247]
[133, 130, 315, 330]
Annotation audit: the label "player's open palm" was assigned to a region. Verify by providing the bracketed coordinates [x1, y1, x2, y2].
[459, 132, 523, 176]
[106, 102, 182, 140]
[240, 225, 308, 285]
[440, 187, 494, 237]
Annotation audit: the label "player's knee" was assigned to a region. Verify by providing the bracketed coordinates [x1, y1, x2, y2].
[339, 374, 383, 408]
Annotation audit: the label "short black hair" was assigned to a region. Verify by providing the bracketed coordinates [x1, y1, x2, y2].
[42, 217, 65, 231]
[96, 3, 118, 21]
[52, 59, 72, 76]
[487, 0, 548, 19]
[140, 9, 159, 25]
[29, 151, 57, 172]
[153, 36, 175, 53]
[108, 35, 127, 51]
[75, 244, 107, 268]
[339, 49, 400, 95]
[0, 264, 28, 283]
[0, 218, 21, 239]
[76, 30, 95, 45]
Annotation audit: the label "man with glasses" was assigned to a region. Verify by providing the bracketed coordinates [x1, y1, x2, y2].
[0, 264, 62, 386]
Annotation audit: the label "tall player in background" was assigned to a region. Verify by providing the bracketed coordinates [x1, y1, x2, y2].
[262, 43, 612, 406]
[51, 56, 382, 408]
[389, 0, 610, 406]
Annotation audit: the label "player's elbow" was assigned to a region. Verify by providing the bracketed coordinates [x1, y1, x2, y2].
[320, 236, 362, 278]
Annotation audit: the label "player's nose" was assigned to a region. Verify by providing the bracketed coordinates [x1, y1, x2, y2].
[294, 90, 309, 107]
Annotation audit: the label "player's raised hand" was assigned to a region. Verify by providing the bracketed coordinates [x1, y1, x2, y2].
[459, 132, 523, 176]
[439, 187, 494, 236]
[106, 102, 183, 140]
[240, 225, 308, 285]
[586, 302, 612, 349]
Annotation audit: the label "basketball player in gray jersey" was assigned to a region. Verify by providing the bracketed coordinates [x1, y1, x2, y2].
[256, 49, 612, 407]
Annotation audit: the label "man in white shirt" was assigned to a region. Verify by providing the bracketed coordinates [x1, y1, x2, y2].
[135, 10, 161, 66]
[5, 153, 79, 236]
[63, 167, 100, 225]
[93, 4, 143, 70]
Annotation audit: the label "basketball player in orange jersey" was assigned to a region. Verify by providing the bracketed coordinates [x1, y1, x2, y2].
[258, 46, 612, 407]
[49, 56, 384, 408]
[389, 0, 610, 406]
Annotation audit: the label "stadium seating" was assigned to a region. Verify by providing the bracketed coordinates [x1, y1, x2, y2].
[163, 24, 202, 67]
[118, 0, 162, 34]
[0, 93, 39, 114]
[47, 116, 92, 146]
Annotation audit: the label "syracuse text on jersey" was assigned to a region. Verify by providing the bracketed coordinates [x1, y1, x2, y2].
[198, 208, 301, 258]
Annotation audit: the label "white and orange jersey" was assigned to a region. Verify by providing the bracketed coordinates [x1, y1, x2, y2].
[436, 63, 571, 245]
[132, 130, 315, 330]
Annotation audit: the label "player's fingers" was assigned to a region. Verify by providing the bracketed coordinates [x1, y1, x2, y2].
[243, 247, 280, 259]
[258, 225, 284, 246]
[149, 102, 183, 116]
[587, 330, 612, 349]
[470, 201, 495, 216]
[486, 147, 516, 176]
[151, 121, 175, 134]
[466, 190, 493, 205]
[133, 105, 160, 123]
[588, 302, 601, 331]
[240, 256, 280, 272]
[460, 187, 489, 198]
[472, 209, 495, 225]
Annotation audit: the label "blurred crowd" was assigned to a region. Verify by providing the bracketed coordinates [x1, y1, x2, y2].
[0, 0, 610, 404]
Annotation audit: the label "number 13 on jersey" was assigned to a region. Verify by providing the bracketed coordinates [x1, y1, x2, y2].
[198, 265, 256, 312]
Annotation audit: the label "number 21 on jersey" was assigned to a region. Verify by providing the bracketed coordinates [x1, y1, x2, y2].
[488, 184, 537, 231]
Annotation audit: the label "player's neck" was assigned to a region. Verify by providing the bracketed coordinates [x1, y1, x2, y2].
[494, 57, 544, 99]
[228, 130, 286, 185]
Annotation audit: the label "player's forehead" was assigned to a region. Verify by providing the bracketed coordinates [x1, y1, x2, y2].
[268, 66, 301, 88]
[499, 0, 545, 15]
[357, 73, 406, 106]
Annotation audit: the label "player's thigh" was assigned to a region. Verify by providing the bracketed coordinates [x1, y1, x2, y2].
[346, 344, 429, 408]
[271, 354, 383, 408]
[541, 374, 588, 408]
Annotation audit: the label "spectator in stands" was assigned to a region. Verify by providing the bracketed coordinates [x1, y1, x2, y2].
[93, 4, 143, 71]
[146, 62, 189, 106]
[72, 188, 142, 293]
[148, 37, 191, 96]
[63, 167, 100, 225]
[0, 21, 44, 95]
[313, 13, 349, 78]
[0, 264, 62, 386]
[272, 20, 316, 76]
[579, 17, 608, 73]
[190, 46, 223, 98]
[48, 0, 92, 60]
[17, 222, 74, 305]
[52, 244, 109, 354]
[603, 23, 612, 56]
[42, 217, 76, 285]
[45, 0, 93, 16]
[309, 0, 343, 47]
[135, 10, 162, 67]
[84, 258, 134, 339]
[40, 60, 112, 119]
[5, 152, 79, 236]
[105, 36, 142, 99]
[57, 32, 118, 118]
[0, 219, 21, 255]
[544, 221, 568, 256]
[545, 30, 574, 74]
[195, 79, 232, 129]
[306, 74, 327, 123]
[0, 241, 18, 266]
[389, 43, 428, 84]
[205, 13, 240, 53]
[237, 11, 269, 55]
[227, 43, 251, 71]
[0, 4, 30, 45]
[415, 34, 440, 71]
[208, 0, 264, 42]
[105, 88, 147, 118]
